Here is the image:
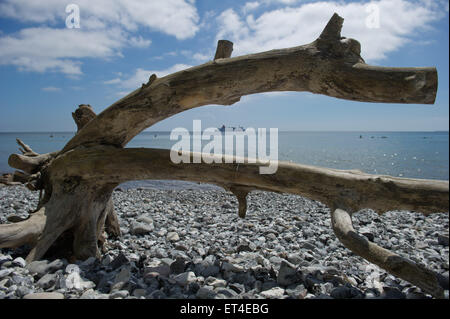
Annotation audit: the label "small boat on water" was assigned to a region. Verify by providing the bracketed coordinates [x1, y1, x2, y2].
[219, 125, 245, 133]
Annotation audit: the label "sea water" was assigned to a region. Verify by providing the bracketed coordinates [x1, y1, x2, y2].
[0, 131, 448, 182]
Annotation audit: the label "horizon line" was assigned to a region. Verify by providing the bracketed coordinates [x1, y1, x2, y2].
[0, 130, 448, 134]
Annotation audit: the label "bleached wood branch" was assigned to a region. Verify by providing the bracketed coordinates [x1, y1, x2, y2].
[50, 147, 449, 215]
[62, 13, 437, 152]
[331, 208, 445, 298]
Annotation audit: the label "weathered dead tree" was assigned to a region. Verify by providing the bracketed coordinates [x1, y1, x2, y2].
[0, 14, 448, 298]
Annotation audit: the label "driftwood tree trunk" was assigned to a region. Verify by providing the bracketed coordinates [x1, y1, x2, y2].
[0, 14, 448, 297]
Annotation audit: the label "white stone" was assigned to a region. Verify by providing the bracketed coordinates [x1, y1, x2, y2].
[205, 277, 227, 288]
[65, 264, 81, 274]
[174, 271, 196, 286]
[0, 269, 12, 279]
[109, 290, 129, 299]
[23, 292, 64, 299]
[131, 221, 154, 235]
[166, 232, 180, 242]
[64, 272, 95, 291]
[260, 287, 285, 299]
[222, 262, 244, 273]
[137, 215, 154, 225]
[12, 257, 26, 268]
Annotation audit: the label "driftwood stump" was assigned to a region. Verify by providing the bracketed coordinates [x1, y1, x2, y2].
[0, 14, 448, 298]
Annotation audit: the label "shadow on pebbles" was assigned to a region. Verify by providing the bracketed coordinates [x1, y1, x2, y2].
[0, 184, 448, 299]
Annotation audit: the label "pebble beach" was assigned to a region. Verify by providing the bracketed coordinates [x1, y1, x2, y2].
[0, 183, 448, 299]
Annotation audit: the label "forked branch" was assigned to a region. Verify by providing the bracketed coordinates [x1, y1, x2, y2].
[16, 139, 39, 157]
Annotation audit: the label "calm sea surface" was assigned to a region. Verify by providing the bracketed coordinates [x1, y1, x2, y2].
[0, 131, 448, 181]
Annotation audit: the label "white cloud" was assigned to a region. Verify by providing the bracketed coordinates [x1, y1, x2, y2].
[216, 0, 444, 62]
[118, 0, 200, 39]
[255, 0, 303, 7]
[42, 86, 61, 92]
[0, 0, 200, 39]
[217, 9, 250, 43]
[0, 0, 199, 75]
[105, 64, 192, 92]
[243, 2, 261, 13]
[0, 0, 63, 24]
[103, 78, 122, 85]
[192, 52, 210, 62]
[0, 27, 132, 74]
[267, 0, 301, 4]
[127, 36, 152, 48]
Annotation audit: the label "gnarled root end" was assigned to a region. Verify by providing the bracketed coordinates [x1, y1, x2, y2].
[331, 208, 445, 299]
[0, 185, 120, 262]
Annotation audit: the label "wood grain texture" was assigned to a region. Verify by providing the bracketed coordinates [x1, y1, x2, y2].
[49, 147, 449, 215]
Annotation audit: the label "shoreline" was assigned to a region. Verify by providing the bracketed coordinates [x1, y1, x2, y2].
[116, 180, 223, 191]
[0, 184, 448, 299]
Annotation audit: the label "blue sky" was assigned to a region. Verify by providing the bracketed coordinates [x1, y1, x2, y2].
[0, 0, 448, 132]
